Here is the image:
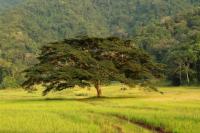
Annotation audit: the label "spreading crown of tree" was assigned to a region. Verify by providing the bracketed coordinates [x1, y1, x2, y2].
[23, 37, 163, 97]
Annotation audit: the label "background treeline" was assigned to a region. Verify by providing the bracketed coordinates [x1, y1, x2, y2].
[0, 0, 200, 88]
[135, 8, 200, 85]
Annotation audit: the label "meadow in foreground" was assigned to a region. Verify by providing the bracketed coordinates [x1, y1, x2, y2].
[0, 85, 200, 133]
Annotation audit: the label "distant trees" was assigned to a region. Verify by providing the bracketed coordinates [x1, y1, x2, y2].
[166, 9, 200, 85]
[0, 0, 200, 88]
[166, 45, 198, 85]
[22, 37, 163, 97]
[136, 8, 200, 85]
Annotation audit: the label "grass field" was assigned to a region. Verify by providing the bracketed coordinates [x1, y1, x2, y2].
[0, 85, 200, 133]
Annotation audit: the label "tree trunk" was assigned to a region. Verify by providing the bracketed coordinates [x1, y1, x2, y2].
[179, 63, 182, 85]
[185, 63, 190, 85]
[186, 71, 190, 85]
[94, 80, 102, 97]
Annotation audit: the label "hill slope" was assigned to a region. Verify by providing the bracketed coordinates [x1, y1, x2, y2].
[0, 0, 200, 87]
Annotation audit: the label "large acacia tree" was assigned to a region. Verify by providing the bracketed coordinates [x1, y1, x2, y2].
[22, 37, 163, 97]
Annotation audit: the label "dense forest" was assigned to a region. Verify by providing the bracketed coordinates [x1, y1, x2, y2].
[0, 0, 200, 88]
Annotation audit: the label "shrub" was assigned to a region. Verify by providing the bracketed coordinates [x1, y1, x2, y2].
[0, 76, 19, 89]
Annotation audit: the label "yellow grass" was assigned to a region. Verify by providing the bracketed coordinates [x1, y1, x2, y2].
[0, 85, 200, 133]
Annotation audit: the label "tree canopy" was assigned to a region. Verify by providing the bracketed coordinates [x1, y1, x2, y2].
[22, 37, 163, 97]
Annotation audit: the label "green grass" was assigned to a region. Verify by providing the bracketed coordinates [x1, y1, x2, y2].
[0, 85, 200, 133]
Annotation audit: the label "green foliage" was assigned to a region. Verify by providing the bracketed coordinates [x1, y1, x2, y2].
[137, 8, 200, 85]
[0, 76, 19, 89]
[23, 37, 163, 96]
[0, 0, 200, 87]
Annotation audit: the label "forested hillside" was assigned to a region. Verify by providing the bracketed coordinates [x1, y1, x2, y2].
[136, 8, 200, 85]
[0, 0, 200, 88]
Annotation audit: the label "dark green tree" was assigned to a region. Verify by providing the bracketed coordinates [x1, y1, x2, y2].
[22, 37, 163, 97]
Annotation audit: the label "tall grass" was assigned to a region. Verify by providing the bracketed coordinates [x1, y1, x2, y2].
[0, 86, 199, 133]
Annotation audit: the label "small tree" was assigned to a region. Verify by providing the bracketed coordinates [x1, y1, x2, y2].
[22, 37, 163, 97]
